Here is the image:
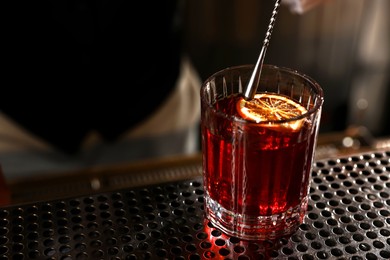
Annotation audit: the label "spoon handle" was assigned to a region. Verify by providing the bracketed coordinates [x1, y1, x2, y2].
[243, 0, 282, 100]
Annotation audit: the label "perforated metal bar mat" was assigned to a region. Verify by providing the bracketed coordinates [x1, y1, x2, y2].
[1, 150, 390, 259]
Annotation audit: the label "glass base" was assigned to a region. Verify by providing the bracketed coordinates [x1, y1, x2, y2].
[204, 196, 308, 240]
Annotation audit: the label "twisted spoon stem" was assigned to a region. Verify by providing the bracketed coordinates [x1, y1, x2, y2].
[243, 0, 281, 100]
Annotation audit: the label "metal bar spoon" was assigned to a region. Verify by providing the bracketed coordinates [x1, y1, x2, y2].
[243, 0, 282, 100]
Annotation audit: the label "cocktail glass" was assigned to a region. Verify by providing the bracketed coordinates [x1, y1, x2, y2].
[201, 64, 324, 240]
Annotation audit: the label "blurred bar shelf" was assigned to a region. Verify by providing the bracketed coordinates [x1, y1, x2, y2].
[7, 133, 390, 206]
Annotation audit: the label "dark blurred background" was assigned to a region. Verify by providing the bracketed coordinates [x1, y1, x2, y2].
[2, 0, 390, 204]
[183, 0, 390, 138]
[2, 0, 389, 164]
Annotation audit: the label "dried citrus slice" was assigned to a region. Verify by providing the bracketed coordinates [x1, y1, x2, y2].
[237, 93, 307, 131]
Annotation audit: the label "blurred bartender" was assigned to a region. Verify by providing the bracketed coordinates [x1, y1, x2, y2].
[1, 0, 389, 180]
[1, 1, 201, 179]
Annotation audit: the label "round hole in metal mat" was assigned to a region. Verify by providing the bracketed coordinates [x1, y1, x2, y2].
[0, 152, 390, 259]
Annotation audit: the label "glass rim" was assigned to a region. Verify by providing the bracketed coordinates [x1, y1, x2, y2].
[201, 64, 324, 124]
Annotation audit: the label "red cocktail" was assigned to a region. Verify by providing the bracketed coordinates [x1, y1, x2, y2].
[201, 65, 323, 240]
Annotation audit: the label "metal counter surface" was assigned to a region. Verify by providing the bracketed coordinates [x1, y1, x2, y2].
[1, 150, 390, 259]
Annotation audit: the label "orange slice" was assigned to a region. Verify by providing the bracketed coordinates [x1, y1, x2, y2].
[237, 93, 307, 131]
